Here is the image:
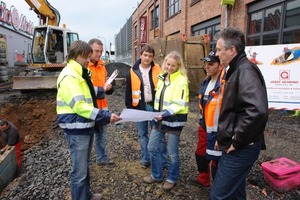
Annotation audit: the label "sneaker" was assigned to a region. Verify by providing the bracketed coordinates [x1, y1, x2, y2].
[188, 176, 211, 189]
[143, 176, 163, 184]
[97, 159, 115, 166]
[162, 181, 176, 191]
[91, 193, 102, 200]
[140, 162, 150, 168]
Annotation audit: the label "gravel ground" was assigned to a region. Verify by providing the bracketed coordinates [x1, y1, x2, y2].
[0, 86, 299, 199]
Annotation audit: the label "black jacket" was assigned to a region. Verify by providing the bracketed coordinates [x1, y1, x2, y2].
[125, 59, 157, 110]
[217, 51, 268, 150]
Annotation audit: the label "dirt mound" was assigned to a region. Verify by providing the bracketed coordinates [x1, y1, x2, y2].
[0, 90, 57, 150]
[106, 62, 131, 78]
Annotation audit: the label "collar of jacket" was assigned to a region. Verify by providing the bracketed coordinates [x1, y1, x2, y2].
[159, 70, 183, 82]
[68, 59, 84, 76]
[169, 70, 183, 82]
[201, 74, 222, 94]
[88, 59, 104, 68]
[226, 51, 247, 80]
[132, 59, 155, 70]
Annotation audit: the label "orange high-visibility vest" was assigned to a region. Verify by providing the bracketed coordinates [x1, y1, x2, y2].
[88, 60, 109, 110]
[198, 69, 226, 133]
[130, 64, 161, 106]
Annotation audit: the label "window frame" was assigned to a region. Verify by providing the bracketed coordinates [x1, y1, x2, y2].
[247, 0, 300, 45]
[151, 5, 160, 29]
[191, 17, 221, 51]
[167, 0, 180, 18]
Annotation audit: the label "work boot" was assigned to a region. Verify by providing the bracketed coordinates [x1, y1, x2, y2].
[190, 171, 211, 188]
[162, 181, 176, 191]
[140, 162, 150, 169]
[97, 159, 114, 166]
[189, 175, 211, 189]
[91, 193, 102, 200]
[143, 176, 162, 184]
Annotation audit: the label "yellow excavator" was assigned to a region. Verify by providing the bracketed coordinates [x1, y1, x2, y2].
[13, 0, 79, 90]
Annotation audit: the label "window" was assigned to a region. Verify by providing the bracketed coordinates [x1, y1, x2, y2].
[191, 0, 201, 5]
[192, 17, 221, 51]
[247, 0, 300, 45]
[151, 6, 160, 29]
[167, 0, 180, 18]
[134, 47, 138, 62]
[134, 25, 138, 40]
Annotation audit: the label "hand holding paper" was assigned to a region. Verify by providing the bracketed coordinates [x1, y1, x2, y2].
[104, 69, 119, 90]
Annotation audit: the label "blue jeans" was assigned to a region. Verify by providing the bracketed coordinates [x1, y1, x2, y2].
[65, 131, 94, 200]
[136, 105, 168, 165]
[210, 141, 261, 200]
[148, 128, 180, 183]
[94, 124, 109, 162]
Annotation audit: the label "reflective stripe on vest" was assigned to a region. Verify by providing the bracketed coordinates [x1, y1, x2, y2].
[206, 149, 222, 156]
[59, 121, 95, 129]
[204, 70, 226, 133]
[161, 120, 186, 127]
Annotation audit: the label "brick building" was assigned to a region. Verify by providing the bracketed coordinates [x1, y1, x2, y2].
[115, 0, 300, 64]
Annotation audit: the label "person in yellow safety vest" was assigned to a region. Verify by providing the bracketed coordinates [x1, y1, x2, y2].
[143, 51, 189, 191]
[56, 40, 121, 200]
[189, 51, 224, 189]
[88, 38, 115, 166]
[125, 44, 168, 169]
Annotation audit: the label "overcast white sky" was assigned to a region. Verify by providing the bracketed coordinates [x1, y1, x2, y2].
[10, 0, 141, 50]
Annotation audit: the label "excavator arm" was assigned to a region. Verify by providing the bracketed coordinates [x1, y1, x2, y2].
[25, 0, 60, 26]
[12, 1, 79, 91]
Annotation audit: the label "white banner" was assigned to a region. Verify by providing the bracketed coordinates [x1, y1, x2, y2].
[245, 43, 300, 110]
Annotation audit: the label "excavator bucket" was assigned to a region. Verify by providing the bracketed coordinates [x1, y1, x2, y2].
[12, 75, 58, 90]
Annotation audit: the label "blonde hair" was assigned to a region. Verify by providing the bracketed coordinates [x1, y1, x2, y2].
[161, 51, 188, 81]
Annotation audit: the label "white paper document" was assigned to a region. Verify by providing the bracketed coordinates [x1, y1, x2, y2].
[115, 109, 165, 124]
[104, 69, 119, 89]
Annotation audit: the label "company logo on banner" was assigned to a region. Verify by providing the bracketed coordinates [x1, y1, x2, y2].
[139, 16, 147, 44]
[0, 1, 35, 36]
[245, 43, 300, 110]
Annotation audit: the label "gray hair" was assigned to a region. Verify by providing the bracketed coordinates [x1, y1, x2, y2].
[88, 38, 103, 46]
[215, 27, 245, 53]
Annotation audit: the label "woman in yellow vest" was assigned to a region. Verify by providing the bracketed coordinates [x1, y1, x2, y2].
[143, 51, 189, 191]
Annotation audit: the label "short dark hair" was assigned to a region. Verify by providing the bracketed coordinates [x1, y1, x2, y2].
[0, 120, 8, 126]
[215, 27, 245, 53]
[66, 40, 93, 61]
[140, 44, 155, 56]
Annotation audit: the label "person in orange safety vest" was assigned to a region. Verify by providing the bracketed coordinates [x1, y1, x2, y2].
[189, 51, 224, 188]
[88, 38, 115, 166]
[125, 44, 168, 169]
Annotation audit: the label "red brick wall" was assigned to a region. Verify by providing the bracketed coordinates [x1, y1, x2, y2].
[131, 0, 258, 60]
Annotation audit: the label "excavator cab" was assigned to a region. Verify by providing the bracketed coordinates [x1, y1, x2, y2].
[13, 25, 79, 91]
[31, 26, 79, 66]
